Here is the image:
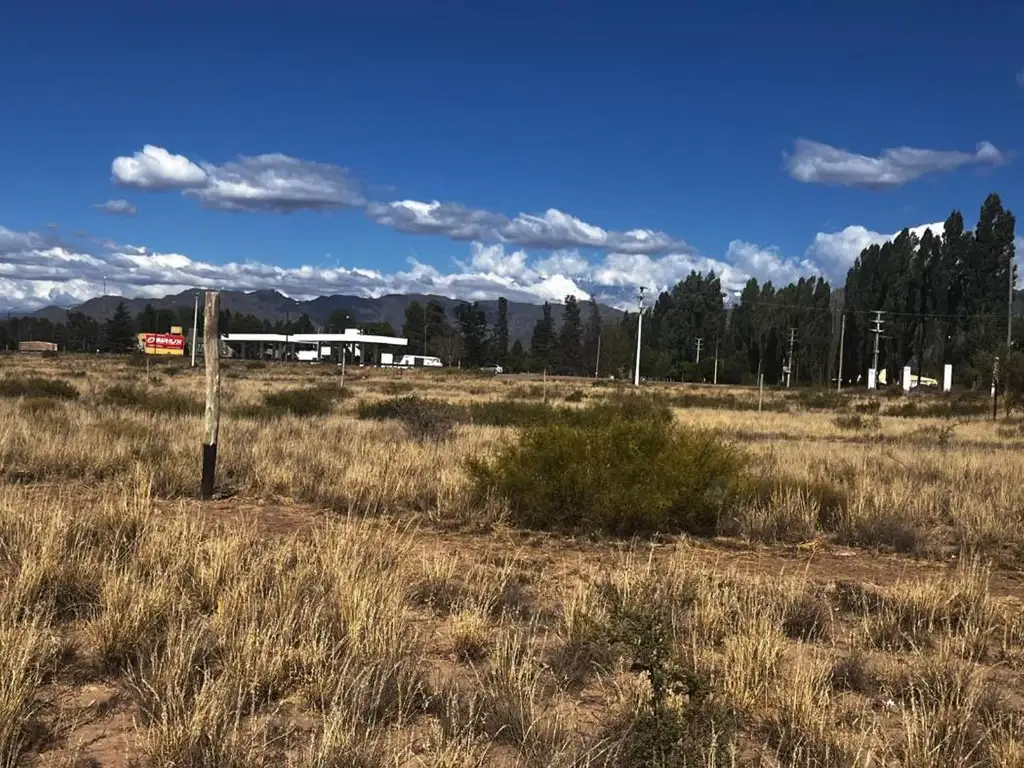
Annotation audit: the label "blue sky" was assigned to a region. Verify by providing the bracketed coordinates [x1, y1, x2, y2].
[1, 0, 1022, 310]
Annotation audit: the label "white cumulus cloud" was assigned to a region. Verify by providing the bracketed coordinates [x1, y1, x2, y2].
[111, 146, 364, 213]
[366, 200, 687, 256]
[94, 199, 137, 216]
[112, 145, 208, 190]
[805, 221, 946, 277]
[110, 146, 688, 254]
[787, 138, 1006, 188]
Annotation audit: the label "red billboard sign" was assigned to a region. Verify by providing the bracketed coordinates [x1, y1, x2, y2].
[142, 333, 186, 355]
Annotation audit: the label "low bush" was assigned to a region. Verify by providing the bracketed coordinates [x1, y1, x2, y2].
[853, 399, 881, 414]
[101, 384, 202, 417]
[662, 391, 789, 413]
[833, 413, 881, 431]
[563, 389, 586, 403]
[468, 400, 557, 428]
[240, 383, 350, 419]
[357, 396, 460, 441]
[0, 376, 79, 400]
[791, 390, 844, 410]
[468, 397, 744, 535]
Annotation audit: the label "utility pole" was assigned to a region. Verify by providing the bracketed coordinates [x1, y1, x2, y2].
[633, 287, 646, 387]
[1009, 249, 1015, 354]
[594, 331, 602, 378]
[190, 291, 199, 368]
[713, 334, 720, 385]
[992, 355, 1000, 420]
[695, 337, 703, 366]
[837, 314, 846, 392]
[870, 310, 884, 387]
[786, 328, 797, 388]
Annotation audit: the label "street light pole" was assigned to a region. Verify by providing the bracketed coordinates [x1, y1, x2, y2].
[633, 287, 646, 387]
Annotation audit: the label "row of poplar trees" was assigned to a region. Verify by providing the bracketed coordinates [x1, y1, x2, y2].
[637, 193, 1016, 386]
[396, 192, 1016, 384]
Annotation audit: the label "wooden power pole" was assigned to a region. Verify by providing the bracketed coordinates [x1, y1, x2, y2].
[201, 291, 221, 499]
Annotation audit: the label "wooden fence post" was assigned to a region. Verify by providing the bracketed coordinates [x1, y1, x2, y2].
[201, 291, 220, 499]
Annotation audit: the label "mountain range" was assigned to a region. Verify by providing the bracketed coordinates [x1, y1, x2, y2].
[29, 290, 623, 345]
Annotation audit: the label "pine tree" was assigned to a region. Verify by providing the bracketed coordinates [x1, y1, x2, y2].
[558, 295, 583, 375]
[582, 298, 602, 377]
[530, 302, 556, 370]
[137, 304, 157, 333]
[495, 297, 510, 367]
[424, 300, 449, 357]
[403, 301, 427, 354]
[326, 309, 352, 332]
[104, 301, 135, 353]
[455, 302, 489, 366]
[509, 339, 526, 372]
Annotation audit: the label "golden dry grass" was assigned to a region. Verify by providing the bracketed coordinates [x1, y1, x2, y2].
[0, 354, 1022, 766]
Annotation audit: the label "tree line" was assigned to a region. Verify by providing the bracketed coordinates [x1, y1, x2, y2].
[2, 192, 1015, 386]
[0, 304, 394, 354]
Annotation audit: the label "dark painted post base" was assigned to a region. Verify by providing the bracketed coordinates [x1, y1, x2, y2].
[201, 442, 218, 499]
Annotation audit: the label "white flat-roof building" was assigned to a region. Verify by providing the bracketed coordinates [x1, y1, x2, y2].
[221, 328, 408, 364]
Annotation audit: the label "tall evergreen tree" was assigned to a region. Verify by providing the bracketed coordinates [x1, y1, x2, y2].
[137, 304, 158, 333]
[582, 298, 602, 377]
[104, 301, 136, 353]
[557, 295, 584, 375]
[455, 301, 489, 366]
[326, 309, 353, 332]
[495, 297, 510, 367]
[402, 301, 427, 354]
[530, 302, 556, 370]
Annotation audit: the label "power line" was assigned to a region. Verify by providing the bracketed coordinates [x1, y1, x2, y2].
[733, 299, 1015, 321]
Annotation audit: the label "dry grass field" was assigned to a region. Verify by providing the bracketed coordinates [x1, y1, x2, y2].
[2, 354, 1024, 767]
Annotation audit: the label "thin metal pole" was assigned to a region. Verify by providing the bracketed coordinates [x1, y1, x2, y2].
[633, 313, 642, 386]
[713, 340, 719, 385]
[758, 373, 764, 412]
[594, 331, 601, 378]
[837, 314, 846, 392]
[190, 291, 199, 368]
[633, 288, 645, 387]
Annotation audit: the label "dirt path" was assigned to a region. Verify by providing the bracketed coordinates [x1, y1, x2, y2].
[160, 497, 1024, 601]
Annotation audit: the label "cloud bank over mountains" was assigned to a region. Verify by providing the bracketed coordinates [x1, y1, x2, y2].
[0, 139, 1011, 312]
[0, 218, 972, 313]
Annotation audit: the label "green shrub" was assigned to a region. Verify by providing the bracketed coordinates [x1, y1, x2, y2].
[101, 384, 202, 416]
[0, 376, 79, 400]
[468, 400, 557, 428]
[468, 398, 744, 535]
[563, 389, 586, 403]
[248, 383, 349, 418]
[357, 396, 460, 441]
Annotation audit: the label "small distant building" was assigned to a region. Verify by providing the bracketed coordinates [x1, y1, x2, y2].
[18, 341, 58, 354]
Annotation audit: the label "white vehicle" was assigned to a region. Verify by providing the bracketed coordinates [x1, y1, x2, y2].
[396, 354, 444, 368]
[479, 364, 503, 374]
